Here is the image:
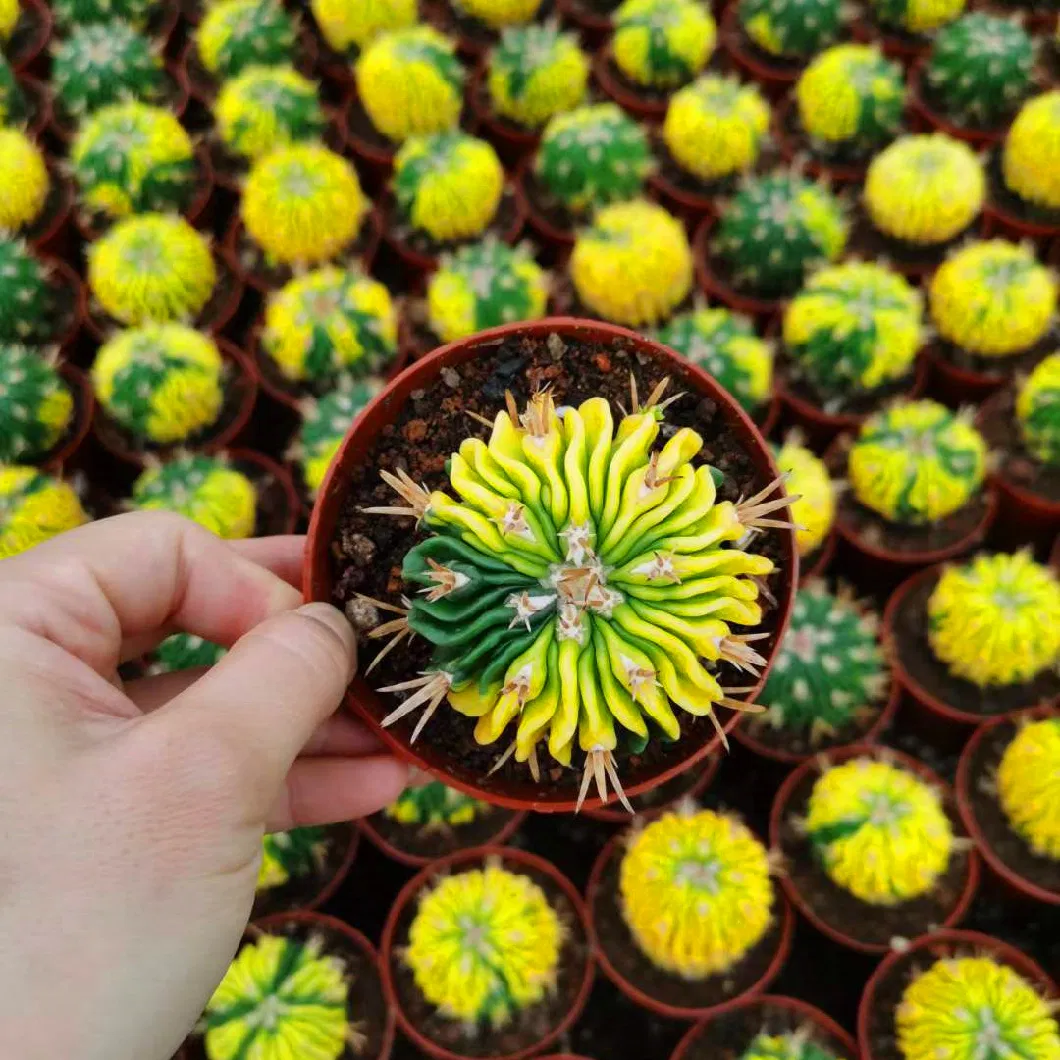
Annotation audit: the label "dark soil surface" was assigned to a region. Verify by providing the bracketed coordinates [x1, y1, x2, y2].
[932, 331, 1056, 382]
[987, 151, 1060, 229]
[847, 209, 976, 278]
[978, 383, 1060, 504]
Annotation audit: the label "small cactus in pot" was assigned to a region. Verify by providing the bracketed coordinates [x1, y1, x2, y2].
[0, 466, 89, 559]
[741, 1033, 846, 1060]
[0, 238, 55, 344]
[610, 0, 716, 89]
[775, 438, 835, 558]
[257, 826, 328, 891]
[997, 716, 1060, 860]
[454, 0, 544, 30]
[1002, 91, 1060, 215]
[311, 0, 416, 57]
[295, 380, 380, 495]
[195, 0, 297, 82]
[1017, 352, 1060, 466]
[0, 129, 49, 234]
[738, 0, 843, 60]
[0, 345, 75, 463]
[52, 0, 158, 31]
[867, 0, 965, 36]
[384, 780, 489, 830]
[0, 0, 18, 41]
[0, 55, 26, 126]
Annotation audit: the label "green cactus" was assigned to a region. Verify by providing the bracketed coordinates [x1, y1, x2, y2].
[739, 0, 843, 59]
[869, 0, 966, 35]
[154, 632, 227, 672]
[611, 0, 717, 89]
[257, 826, 328, 890]
[52, 0, 158, 30]
[0, 54, 26, 126]
[384, 780, 489, 828]
[0, 345, 74, 463]
[195, 0, 297, 81]
[740, 1033, 844, 1060]
[296, 380, 379, 495]
[0, 238, 53, 344]
[1017, 352, 1060, 467]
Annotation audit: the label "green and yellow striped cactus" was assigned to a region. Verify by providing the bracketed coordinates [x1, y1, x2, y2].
[663, 75, 770, 182]
[456, 0, 543, 28]
[0, 238, 52, 344]
[896, 956, 1060, 1060]
[0, 129, 49, 233]
[0, 346, 73, 463]
[153, 632, 226, 672]
[620, 806, 774, 977]
[805, 757, 953, 904]
[71, 102, 196, 219]
[242, 143, 368, 266]
[202, 933, 353, 1060]
[405, 862, 563, 1026]
[612, 0, 716, 88]
[52, 0, 156, 30]
[571, 200, 692, 328]
[393, 131, 504, 243]
[740, 1033, 845, 1060]
[355, 26, 464, 143]
[738, 0, 842, 59]
[656, 306, 773, 414]
[310, 0, 416, 55]
[1002, 91, 1060, 213]
[0, 0, 18, 40]
[864, 134, 984, 245]
[92, 324, 225, 445]
[534, 103, 653, 215]
[132, 453, 256, 539]
[487, 23, 589, 130]
[713, 173, 848, 298]
[296, 380, 379, 494]
[195, 0, 296, 80]
[998, 717, 1060, 861]
[796, 45, 904, 153]
[0, 467, 88, 559]
[427, 238, 549, 344]
[868, 0, 965, 34]
[384, 780, 489, 828]
[782, 262, 924, 401]
[775, 439, 834, 557]
[1017, 353, 1060, 467]
[364, 383, 785, 804]
[929, 241, 1057, 358]
[0, 55, 26, 125]
[257, 827, 328, 890]
[87, 213, 217, 326]
[215, 65, 325, 161]
[848, 400, 987, 525]
[927, 551, 1060, 688]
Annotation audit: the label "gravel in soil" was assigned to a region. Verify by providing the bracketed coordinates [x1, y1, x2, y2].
[977, 382, 1060, 504]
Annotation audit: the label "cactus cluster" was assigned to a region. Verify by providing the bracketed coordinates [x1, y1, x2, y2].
[0, 129, 49, 233]
[848, 400, 987, 525]
[868, 0, 965, 34]
[487, 23, 589, 130]
[0, 345, 74, 463]
[153, 631, 226, 672]
[195, 0, 296, 81]
[257, 826, 328, 891]
[713, 173, 848, 298]
[864, 134, 984, 245]
[427, 238, 549, 344]
[52, 0, 156, 30]
[611, 0, 716, 89]
[0, 55, 26, 125]
[998, 717, 1060, 861]
[620, 806, 774, 978]
[393, 131, 504, 243]
[775, 439, 835, 557]
[295, 381, 379, 494]
[0, 467, 88, 559]
[738, 0, 842, 59]
[384, 780, 489, 829]
[1017, 353, 1060, 467]
[405, 862, 563, 1027]
[457, 0, 544, 29]
[0, 239, 53, 344]
[740, 1034, 844, 1060]
[927, 551, 1060, 688]
[1002, 91, 1060, 213]
[311, 0, 416, 56]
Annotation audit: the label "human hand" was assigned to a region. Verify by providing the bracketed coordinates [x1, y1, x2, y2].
[0, 511, 409, 1060]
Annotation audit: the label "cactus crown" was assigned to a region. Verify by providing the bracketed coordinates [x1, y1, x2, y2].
[0, 346, 73, 464]
[427, 238, 549, 345]
[869, 0, 965, 34]
[52, 22, 165, 120]
[714, 173, 848, 298]
[0, 238, 52, 344]
[998, 717, 1060, 861]
[257, 826, 328, 890]
[203, 934, 351, 1060]
[535, 102, 653, 214]
[848, 399, 987, 525]
[215, 65, 326, 161]
[929, 240, 1057, 358]
[805, 757, 954, 904]
[864, 134, 984, 245]
[384, 780, 489, 827]
[928, 551, 1060, 688]
[620, 806, 774, 978]
[455, 0, 543, 29]
[611, 0, 716, 88]
[405, 861, 563, 1027]
[52, 0, 156, 30]
[154, 632, 226, 672]
[656, 306, 773, 414]
[263, 266, 397, 386]
[132, 453, 256, 539]
[897, 956, 1060, 1060]
[487, 23, 589, 129]
[1003, 91, 1060, 212]
[783, 262, 924, 399]
[88, 213, 217, 326]
[0, 467, 88, 560]
[296, 380, 379, 495]
[242, 143, 368, 266]
[0, 129, 49, 233]
[0, 55, 26, 126]
[310, 0, 417, 54]
[71, 102, 196, 219]
[776, 439, 835, 557]
[1017, 353, 1060, 467]
[739, 0, 842, 58]
[740, 1033, 844, 1060]
[195, 0, 296, 80]
[393, 131, 504, 243]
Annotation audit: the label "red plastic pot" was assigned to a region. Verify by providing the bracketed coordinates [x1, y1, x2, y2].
[19, 75, 52, 140]
[772, 95, 869, 186]
[923, 342, 1012, 408]
[380, 846, 594, 1060]
[27, 168, 74, 260]
[359, 806, 526, 868]
[42, 363, 95, 474]
[592, 43, 669, 120]
[799, 528, 836, 583]
[230, 448, 300, 536]
[303, 318, 797, 813]
[466, 61, 543, 169]
[7, 0, 51, 76]
[907, 59, 1009, 148]
[720, 3, 803, 97]
[47, 258, 87, 353]
[647, 165, 721, 230]
[857, 929, 1058, 1060]
[850, 18, 930, 67]
[693, 215, 787, 322]
[536, 1055, 595, 1060]
[336, 85, 398, 194]
[556, 0, 614, 47]
[983, 165, 1060, 246]
[515, 159, 578, 253]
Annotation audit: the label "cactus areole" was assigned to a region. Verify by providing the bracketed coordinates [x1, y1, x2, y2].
[305, 319, 798, 813]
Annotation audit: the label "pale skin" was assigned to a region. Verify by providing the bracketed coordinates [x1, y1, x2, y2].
[0, 511, 409, 1060]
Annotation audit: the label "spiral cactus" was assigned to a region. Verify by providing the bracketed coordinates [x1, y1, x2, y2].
[311, 0, 416, 55]
[195, 0, 296, 81]
[998, 717, 1060, 860]
[393, 132, 504, 243]
[663, 75, 771, 182]
[611, 0, 716, 88]
[868, 0, 965, 34]
[0, 345, 74, 463]
[71, 102, 196, 219]
[355, 26, 464, 143]
[427, 238, 549, 344]
[487, 23, 589, 129]
[1017, 353, 1060, 467]
[405, 862, 562, 1026]
[929, 241, 1056, 358]
[296, 381, 379, 494]
[534, 103, 653, 215]
[384, 780, 489, 828]
[897, 957, 1060, 1060]
[0, 238, 52, 344]
[713, 173, 848, 298]
[0, 129, 49, 233]
[864, 134, 984, 245]
[0, 55, 25, 125]
[848, 400, 987, 525]
[1002, 91, 1060, 213]
[88, 214, 217, 326]
[776, 440, 834, 557]
[738, 0, 842, 59]
[242, 143, 368, 266]
[52, 0, 156, 30]
[154, 631, 226, 672]
[657, 307, 773, 414]
[456, 0, 543, 28]
[257, 827, 327, 890]
[0, 467, 88, 559]
[741, 1034, 844, 1060]
[620, 806, 774, 977]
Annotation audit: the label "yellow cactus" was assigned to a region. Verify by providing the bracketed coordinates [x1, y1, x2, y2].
[0, 0, 17, 40]
[0, 129, 49, 232]
[384, 780, 489, 828]
[619, 806, 774, 978]
[405, 861, 563, 1027]
[997, 717, 1060, 860]
[1002, 91, 1060, 212]
[776, 439, 835, 557]
[612, 0, 716, 88]
[457, 0, 542, 28]
[864, 134, 984, 245]
[1017, 352, 1060, 466]
[0, 467, 88, 559]
[311, 0, 416, 54]
[805, 757, 953, 904]
[570, 199, 692, 327]
[927, 551, 1060, 688]
[871, 0, 965, 34]
[256, 827, 328, 891]
[195, 0, 296, 80]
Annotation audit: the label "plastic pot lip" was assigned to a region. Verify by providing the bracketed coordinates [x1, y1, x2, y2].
[856, 928, 1059, 1060]
[379, 845, 594, 1060]
[46, 256, 87, 351]
[45, 362, 95, 472]
[29, 166, 74, 255]
[228, 446, 301, 535]
[669, 993, 858, 1060]
[592, 43, 669, 120]
[692, 216, 788, 320]
[303, 316, 798, 813]
[358, 807, 527, 868]
[955, 703, 1060, 907]
[768, 742, 980, 955]
[798, 529, 836, 585]
[19, 75, 53, 140]
[984, 192, 1060, 242]
[907, 59, 1008, 148]
[337, 85, 397, 169]
[924, 342, 1009, 402]
[9, 0, 52, 74]
[514, 159, 577, 249]
[720, 3, 801, 86]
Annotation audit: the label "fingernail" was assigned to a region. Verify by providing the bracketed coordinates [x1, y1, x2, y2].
[295, 601, 358, 678]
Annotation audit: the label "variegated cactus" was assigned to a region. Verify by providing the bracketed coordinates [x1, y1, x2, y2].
[295, 381, 379, 495]
[0, 467, 89, 559]
[0, 129, 49, 233]
[0, 345, 74, 463]
[0, 238, 53, 344]
[195, 0, 296, 80]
